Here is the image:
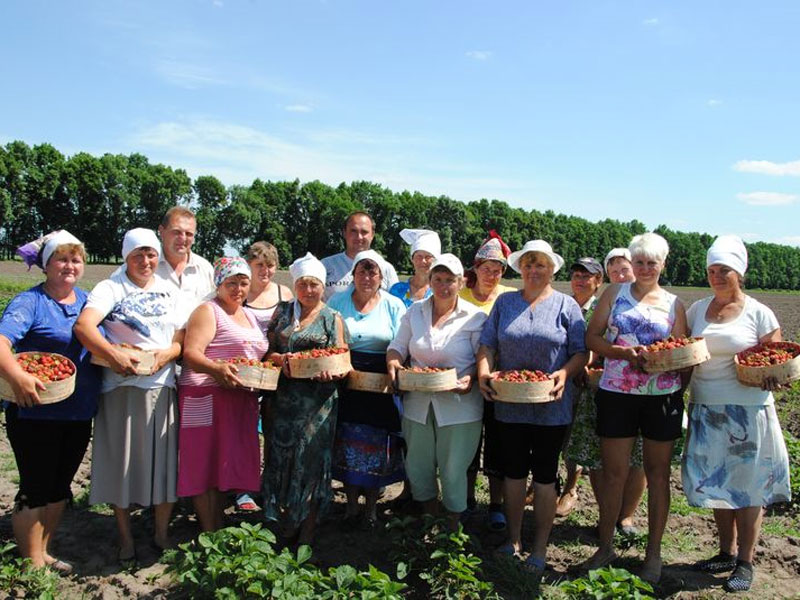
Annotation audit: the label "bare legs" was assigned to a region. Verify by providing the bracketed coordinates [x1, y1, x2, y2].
[713, 506, 763, 563]
[193, 490, 225, 532]
[12, 501, 68, 568]
[344, 484, 380, 521]
[114, 501, 175, 559]
[588, 465, 647, 527]
[640, 439, 674, 580]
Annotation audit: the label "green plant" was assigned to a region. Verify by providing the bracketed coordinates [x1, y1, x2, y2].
[164, 521, 405, 599]
[0, 542, 60, 600]
[559, 566, 654, 599]
[783, 430, 800, 509]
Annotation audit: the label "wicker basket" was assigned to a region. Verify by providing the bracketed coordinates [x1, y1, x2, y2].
[0, 352, 76, 404]
[397, 368, 458, 392]
[91, 345, 157, 375]
[287, 350, 352, 379]
[643, 337, 710, 373]
[346, 370, 393, 394]
[236, 363, 281, 391]
[491, 377, 555, 403]
[735, 341, 800, 388]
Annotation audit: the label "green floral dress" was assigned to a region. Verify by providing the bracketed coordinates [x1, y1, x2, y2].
[262, 302, 344, 527]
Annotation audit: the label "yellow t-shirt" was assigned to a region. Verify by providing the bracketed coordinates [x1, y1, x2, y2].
[458, 284, 516, 314]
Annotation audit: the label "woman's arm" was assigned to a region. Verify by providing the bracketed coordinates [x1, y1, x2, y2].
[586, 285, 641, 363]
[759, 327, 783, 391]
[182, 303, 243, 388]
[0, 335, 46, 407]
[149, 329, 184, 374]
[476, 344, 499, 401]
[549, 351, 588, 401]
[74, 307, 140, 375]
[669, 299, 689, 338]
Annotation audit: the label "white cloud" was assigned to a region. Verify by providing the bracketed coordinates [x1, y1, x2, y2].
[643, 18, 659, 26]
[736, 191, 798, 206]
[707, 99, 722, 107]
[284, 104, 313, 113]
[153, 59, 227, 89]
[777, 236, 800, 247]
[465, 50, 492, 61]
[733, 159, 800, 176]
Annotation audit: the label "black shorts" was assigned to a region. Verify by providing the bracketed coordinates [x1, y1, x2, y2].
[595, 388, 684, 441]
[5, 405, 92, 509]
[497, 421, 568, 484]
[468, 400, 504, 479]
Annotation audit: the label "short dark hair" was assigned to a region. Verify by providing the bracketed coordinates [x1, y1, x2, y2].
[343, 211, 375, 232]
[161, 205, 196, 228]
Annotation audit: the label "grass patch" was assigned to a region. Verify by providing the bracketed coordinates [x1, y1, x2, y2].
[662, 528, 699, 557]
[762, 516, 800, 538]
[670, 492, 710, 517]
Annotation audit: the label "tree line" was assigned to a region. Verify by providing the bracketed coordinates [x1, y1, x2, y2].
[2, 140, 799, 290]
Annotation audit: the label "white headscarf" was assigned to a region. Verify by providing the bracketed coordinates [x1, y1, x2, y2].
[122, 228, 161, 261]
[400, 228, 441, 258]
[706, 235, 748, 276]
[41, 230, 83, 267]
[350, 249, 392, 282]
[289, 252, 326, 284]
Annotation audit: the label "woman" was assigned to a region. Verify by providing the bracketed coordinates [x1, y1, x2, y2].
[178, 257, 269, 531]
[329, 250, 406, 527]
[683, 235, 789, 593]
[460, 231, 514, 531]
[0, 231, 100, 573]
[476, 240, 587, 577]
[604, 248, 634, 283]
[564, 257, 647, 536]
[238, 241, 294, 512]
[262, 252, 349, 545]
[580, 232, 687, 583]
[75, 228, 188, 564]
[389, 229, 440, 307]
[387, 253, 486, 530]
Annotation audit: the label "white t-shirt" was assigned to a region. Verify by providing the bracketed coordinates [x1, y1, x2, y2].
[86, 271, 190, 393]
[321, 251, 399, 300]
[387, 297, 486, 426]
[687, 295, 780, 406]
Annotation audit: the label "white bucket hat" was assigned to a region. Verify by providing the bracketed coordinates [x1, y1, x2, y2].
[507, 240, 564, 274]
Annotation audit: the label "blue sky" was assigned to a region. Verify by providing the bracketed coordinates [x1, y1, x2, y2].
[2, 0, 799, 246]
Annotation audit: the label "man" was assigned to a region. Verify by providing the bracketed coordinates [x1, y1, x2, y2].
[321, 211, 399, 300]
[157, 206, 215, 306]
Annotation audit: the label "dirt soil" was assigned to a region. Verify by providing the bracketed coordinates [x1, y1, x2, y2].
[1, 261, 800, 598]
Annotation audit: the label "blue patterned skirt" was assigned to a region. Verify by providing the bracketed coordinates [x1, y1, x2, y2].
[681, 403, 790, 509]
[332, 422, 405, 488]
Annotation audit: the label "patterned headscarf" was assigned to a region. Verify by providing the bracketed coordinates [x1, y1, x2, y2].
[213, 256, 251, 287]
[474, 230, 511, 265]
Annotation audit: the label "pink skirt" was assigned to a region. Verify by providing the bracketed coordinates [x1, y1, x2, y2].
[177, 385, 260, 497]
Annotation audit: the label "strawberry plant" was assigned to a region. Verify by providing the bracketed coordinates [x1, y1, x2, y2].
[558, 566, 654, 599]
[0, 542, 60, 600]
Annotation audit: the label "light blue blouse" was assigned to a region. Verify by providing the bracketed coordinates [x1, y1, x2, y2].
[328, 290, 406, 353]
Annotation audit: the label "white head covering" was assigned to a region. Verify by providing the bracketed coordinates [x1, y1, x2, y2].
[41, 230, 82, 268]
[400, 228, 441, 258]
[507, 240, 564, 274]
[289, 252, 326, 284]
[430, 253, 464, 277]
[122, 228, 161, 261]
[350, 249, 391, 281]
[604, 248, 632, 273]
[706, 235, 748, 276]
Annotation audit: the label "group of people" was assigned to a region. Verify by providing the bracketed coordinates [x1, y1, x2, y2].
[0, 207, 791, 594]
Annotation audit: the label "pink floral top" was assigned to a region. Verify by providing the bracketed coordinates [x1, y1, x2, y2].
[598, 283, 681, 395]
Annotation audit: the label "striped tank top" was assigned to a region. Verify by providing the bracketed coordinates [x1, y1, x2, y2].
[179, 299, 270, 387]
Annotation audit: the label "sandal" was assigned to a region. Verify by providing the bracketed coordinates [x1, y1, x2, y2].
[524, 554, 547, 579]
[693, 551, 737, 574]
[46, 559, 74, 575]
[487, 510, 507, 533]
[496, 542, 522, 559]
[235, 493, 261, 512]
[615, 521, 640, 538]
[723, 561, 754, 593]
[117, 547, 138, 569]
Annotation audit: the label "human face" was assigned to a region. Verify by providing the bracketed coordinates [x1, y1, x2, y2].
[570, 268, 601, 298]
[125, 247, 159, 286]
[159, 216, 196, 261]
[430, 269, 460, 301]
[343, 215, 374, 256]
[607, 257, 634, 283]
[411, 250, 435, 276]
[519, 252, 553, 290]
[353, 260, 382, 296]
[631, 254, 663, 285]
[294, 277, 323, 308]
[475, 260, 505, 290]
[248, 258, 276, 287]
[44, 250, 84, 287]
[707, 264, 741, 294]
[218, 274, 250, 305]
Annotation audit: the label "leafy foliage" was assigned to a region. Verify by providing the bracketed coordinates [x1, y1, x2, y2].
[558, 566, 654, 599]
[163, 521, 405, 599]
[0, 542, 60, 600]
[782, 429, 800, 510]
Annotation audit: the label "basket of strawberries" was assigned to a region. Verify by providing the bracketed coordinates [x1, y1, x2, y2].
[90, 343, 156, 375]
[0, 352, 77, 404]
[216, 357, 280, 390]
[735, 341, 800, 388]
[397, 366, 458, 392]
[491, 369, 555, 403]
[642, 336, 710, 373]
[286, 347, 352, 379]
[347, 370, 393, 394]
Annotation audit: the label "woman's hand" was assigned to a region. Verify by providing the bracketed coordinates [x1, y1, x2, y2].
[107, 347, 141, 376]
[386, 358, 403, 393]
[149, 349, 174, 375]
[761, 376, 782, 392]
[573, 367, 589, 388]
[9, 372, 46, 408]
[450, 374, 473, 395]
[312, 368, 350, 383]
[623, 346, 646, 371]
[478, 371, 499, 401]
[280, 354, 293, 378]
[549, 369, 569, 401]
[212, 361, 244, 389]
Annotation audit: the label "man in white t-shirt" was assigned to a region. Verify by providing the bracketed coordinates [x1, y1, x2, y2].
[157, 206, 215, 306]
[321, 211, 398, 300]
